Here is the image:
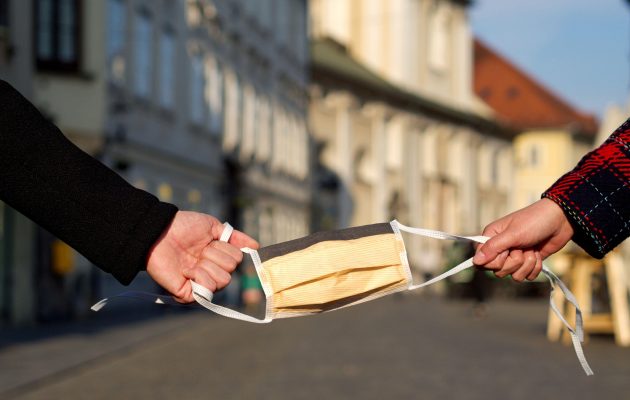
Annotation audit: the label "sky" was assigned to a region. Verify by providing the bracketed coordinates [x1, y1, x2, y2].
[470, 0, 630, 118]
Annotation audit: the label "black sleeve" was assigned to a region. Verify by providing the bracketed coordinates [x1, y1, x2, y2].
[0, 79, 178, 285]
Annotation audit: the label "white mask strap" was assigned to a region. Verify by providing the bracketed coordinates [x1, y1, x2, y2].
[92, 223, 272, 324]
[392, 220, 593, 376]
[191, 223, 272, 323]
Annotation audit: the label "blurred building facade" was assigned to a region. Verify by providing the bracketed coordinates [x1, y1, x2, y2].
[0, 0, 39, 326]
[0, 0, 309, 326]
[309, 0, 514, 277]
[473, 38, 599, 271]
[473, 39, 598, 211]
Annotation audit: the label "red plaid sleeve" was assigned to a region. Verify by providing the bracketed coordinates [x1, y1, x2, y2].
[543, 119, 630, 258]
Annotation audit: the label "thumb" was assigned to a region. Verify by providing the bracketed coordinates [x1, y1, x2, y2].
[473, 232, 516, 265]
[229, 230, 260, 250]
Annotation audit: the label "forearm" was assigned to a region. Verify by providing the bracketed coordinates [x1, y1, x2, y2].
[0, 80, 177, 284]
[543, 119, 630, 258]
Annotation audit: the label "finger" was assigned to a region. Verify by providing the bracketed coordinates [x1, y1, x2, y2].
[527, 251, 543, 281]
[495, 249, 524, 278]
[183, 267, 217, 293]
[196, 259, 231, 290]
[481, 250, 509, 271]
[212, 223, 260, 250]
[203, 242, 242, 269]
[172, 274, 194, 304]
[229, 229, 260, 250]
[473, 231, 519, 265]
[511, 250, 537, 282]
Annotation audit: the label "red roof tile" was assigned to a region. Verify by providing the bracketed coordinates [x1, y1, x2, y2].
[473, 38, 597, 134]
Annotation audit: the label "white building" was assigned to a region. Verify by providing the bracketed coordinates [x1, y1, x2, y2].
[309, 0, 514, 277]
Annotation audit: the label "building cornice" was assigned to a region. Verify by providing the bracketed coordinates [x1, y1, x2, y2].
[311, 38, 515, 140]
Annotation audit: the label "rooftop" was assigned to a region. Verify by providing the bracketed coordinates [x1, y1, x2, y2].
[473, 38, 597, 135]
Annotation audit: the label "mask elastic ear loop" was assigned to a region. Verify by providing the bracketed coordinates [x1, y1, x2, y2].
[190, 223, 272, 324]
[391, 219, 593, 376]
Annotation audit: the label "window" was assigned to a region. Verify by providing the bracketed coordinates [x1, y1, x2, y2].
[223, 69, 241, 149]
[189, 53, 204, 124]
[296, 120, 308, 178]
[206, 56, 223, 134]
[428, 3, 450, 72]
[256, 96, 271, 161]
[490, 150, 499, 185]
[107, 0, 126, 83]
[275, 0, 288, 47]
[289, 0, 307, 63]
[241, 84, 256, 157]
[0, 0, 8, 29]
[35, 0, 80, 72]
[258, 0, 272, 30]
[0, 0, 8, 64]
[134, 10, 152, 98]
[296, 1, 308, 64]
[107, 0, 125, 58]
[159, 29, 175, 108]
[272, 105, 288, 171]
[529, 145, 539, 167]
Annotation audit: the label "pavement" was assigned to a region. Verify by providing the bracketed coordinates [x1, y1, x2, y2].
[1, 294, 630, 400]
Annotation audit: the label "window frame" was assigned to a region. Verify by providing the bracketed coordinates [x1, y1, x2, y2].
[133, 8, 153, 99]
[34, 0, 82, 73]
[0, 0, 8, 29]
[158, 26, 176, 109]
[189, 52, 205, 124]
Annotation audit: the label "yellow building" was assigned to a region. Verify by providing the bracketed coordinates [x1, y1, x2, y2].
[513, 131, 592, 210]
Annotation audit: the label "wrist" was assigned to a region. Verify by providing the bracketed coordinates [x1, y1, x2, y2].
[540, 197, 574, 238]
[146, 211, 178, 271]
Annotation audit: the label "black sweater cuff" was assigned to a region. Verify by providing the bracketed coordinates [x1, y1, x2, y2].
[0, 79, 179, 285]
[112, 202, 178, 284]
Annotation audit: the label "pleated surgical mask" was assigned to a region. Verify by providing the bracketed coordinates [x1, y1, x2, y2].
[92, 220, 593, 375]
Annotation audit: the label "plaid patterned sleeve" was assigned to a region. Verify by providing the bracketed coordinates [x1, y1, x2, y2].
[542, 118, 630, 258]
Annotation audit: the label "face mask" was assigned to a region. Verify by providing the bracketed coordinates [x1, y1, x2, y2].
[92, 221, 593, 375]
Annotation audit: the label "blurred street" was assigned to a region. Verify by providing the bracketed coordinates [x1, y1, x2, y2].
[2, 293, 629, 400]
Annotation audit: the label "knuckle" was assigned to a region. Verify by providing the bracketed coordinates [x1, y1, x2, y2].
[513, 253, 524, 264]
[217, 271, 231, 287]
[225, 261, 238, 272]
[203, 246, 216, 259]
[512, 274, 524, 282]
[484, 262, 500, 271]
